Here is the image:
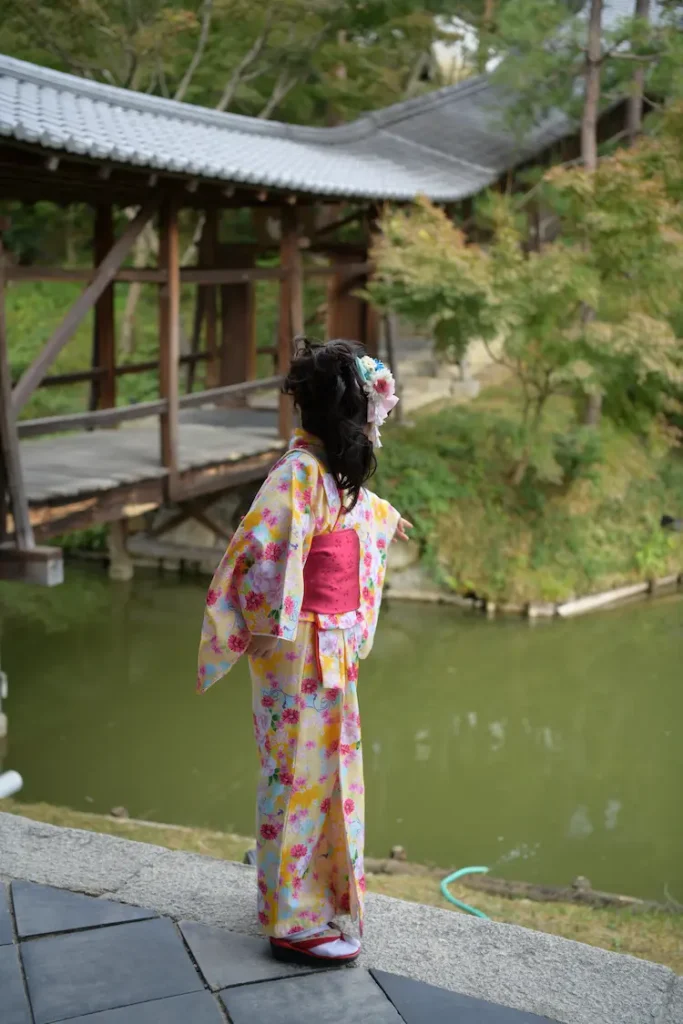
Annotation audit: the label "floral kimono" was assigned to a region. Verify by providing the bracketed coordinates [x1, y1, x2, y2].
[197, 429, 400, 937]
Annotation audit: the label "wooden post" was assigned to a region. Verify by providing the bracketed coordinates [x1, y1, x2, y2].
[202, 209, 219, 389]
[326, 251, 369, 345]
[220, 249, 257, 393]
[0, 232, 34, 550]
[278, 207, 303, 441]
[92, 204, 116, 411]
[158, 198, 180, 497]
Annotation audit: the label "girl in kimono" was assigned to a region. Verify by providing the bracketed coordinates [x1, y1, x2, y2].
[197, 338, 411, 965]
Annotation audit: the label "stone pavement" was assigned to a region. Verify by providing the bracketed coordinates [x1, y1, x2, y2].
[1, 879, 549, 1024]
[1, 813, 681, 1024]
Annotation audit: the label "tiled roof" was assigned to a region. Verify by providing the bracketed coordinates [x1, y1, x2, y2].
[0, 55, 572, 203]
[0, 1, 666, 203]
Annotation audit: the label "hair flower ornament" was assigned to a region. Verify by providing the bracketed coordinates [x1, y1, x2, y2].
[355, 355, 399, 448]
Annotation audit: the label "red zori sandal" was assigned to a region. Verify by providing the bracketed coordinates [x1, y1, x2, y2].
[270, 928, 361, 965]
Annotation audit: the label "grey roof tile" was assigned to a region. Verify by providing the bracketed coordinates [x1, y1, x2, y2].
[0, 1, 667, 202]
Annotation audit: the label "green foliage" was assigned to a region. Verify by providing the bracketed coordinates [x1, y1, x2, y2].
[375, 389, 683, 602]
[0, 0, 473, 125]
[370, 103, 683, 483]
[491, 0, 683, 139]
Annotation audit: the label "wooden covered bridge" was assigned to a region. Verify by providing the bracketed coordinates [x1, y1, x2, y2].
[0, 53, 581, 585]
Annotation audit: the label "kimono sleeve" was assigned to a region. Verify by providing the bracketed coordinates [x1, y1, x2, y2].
[357, 490, 400, 662]
[196, 454, 320, 693]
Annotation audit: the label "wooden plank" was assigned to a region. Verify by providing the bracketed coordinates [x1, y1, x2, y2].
[202, 210, 219, 389]
[93, 204, 116, 410]
[17, 398, 168, 439]
[11, 198, 160, 413]
[278, 206, 303, 441]
[158, 197, 180, 495]
[0, 236, 34, 549]
[31, 478, 165, 541]
[0, 544, 63, 586]
[178, 374, 282, 411]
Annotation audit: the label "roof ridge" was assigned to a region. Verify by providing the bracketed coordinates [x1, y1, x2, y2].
[367, 74, 494, 131]
[379, 128, 495, 176]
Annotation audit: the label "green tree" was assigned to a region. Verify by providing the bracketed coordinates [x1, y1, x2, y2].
[369, 104, 683, 483]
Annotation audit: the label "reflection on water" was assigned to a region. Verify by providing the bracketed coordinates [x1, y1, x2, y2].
[1, 567, 682, 902]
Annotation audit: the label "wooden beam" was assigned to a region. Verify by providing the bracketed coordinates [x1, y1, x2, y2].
[202, 210, 219, 388]
[93, 204, 116, 410]
[312, 207, 368, 240]
[278, 206, 303, 441]
[17, 371, 277, 437]
[178, 374, 282, 411]
[17, 398, 168, 439]
[6, 265, 292, 286]
[0, 236, 34, 550]
[158, 198, 180, 497]
[11, 198, 160, 413]
[0, 544, 63, 586]
[187, 500, 233, 544]
[182, 267, 286, 285]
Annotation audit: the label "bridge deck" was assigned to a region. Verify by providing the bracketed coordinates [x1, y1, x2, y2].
[19, 407, 283, 538]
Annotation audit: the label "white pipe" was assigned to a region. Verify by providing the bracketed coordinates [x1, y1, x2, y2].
[0, 770, 23, 799]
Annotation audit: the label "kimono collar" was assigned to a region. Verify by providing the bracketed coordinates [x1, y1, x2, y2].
[290, 428, 324, 453]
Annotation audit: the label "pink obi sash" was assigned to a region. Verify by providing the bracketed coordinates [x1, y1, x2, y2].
[302, 529, 360, 615]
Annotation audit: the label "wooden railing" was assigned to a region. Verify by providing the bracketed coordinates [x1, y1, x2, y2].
[17, 374, 284, 439]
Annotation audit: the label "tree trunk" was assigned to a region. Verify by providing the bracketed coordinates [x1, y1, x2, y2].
[626, 0, 651, 143]
[119, 220, 157, 358]
[581, 0, 603, 173]
[477, 0, 496, 74]
[582, 0, 603, 426]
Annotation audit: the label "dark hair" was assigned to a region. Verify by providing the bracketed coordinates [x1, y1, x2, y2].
[283, 337, 376, 511]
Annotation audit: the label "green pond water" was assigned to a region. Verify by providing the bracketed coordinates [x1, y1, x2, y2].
[1, 565, 682, 903]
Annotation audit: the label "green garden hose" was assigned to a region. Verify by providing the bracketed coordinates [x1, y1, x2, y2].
[440, 866, 490, 920]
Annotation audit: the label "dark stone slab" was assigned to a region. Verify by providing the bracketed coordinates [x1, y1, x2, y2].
[12, 880, 157, 938]
[21, 916, 204, 1024]
[58, 992, 225, 1024]
[220, 968, 403, 1024]
[0, 881, 13, 944]
[372, 969, 555, 1023]
[179, 919, 326, 990]
[0, 944, 32, 1024]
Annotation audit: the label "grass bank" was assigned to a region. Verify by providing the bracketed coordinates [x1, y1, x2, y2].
[375, 384, 683, 605]
[2, 800, 681, 974]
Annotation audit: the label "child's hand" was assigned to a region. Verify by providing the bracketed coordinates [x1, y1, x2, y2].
[394, 517, 414, 542]
[247, 634, 280, 659]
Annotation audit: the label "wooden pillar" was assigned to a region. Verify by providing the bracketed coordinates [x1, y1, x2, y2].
[0, 230, 34, 550]
[326, 251, 375, 352]
[158, 198, 180, 497]
[202, 209, 219, 389]
[278, 207, 303, 441]
[92, 204, 116, 411]
[220, 249, 257, 392]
